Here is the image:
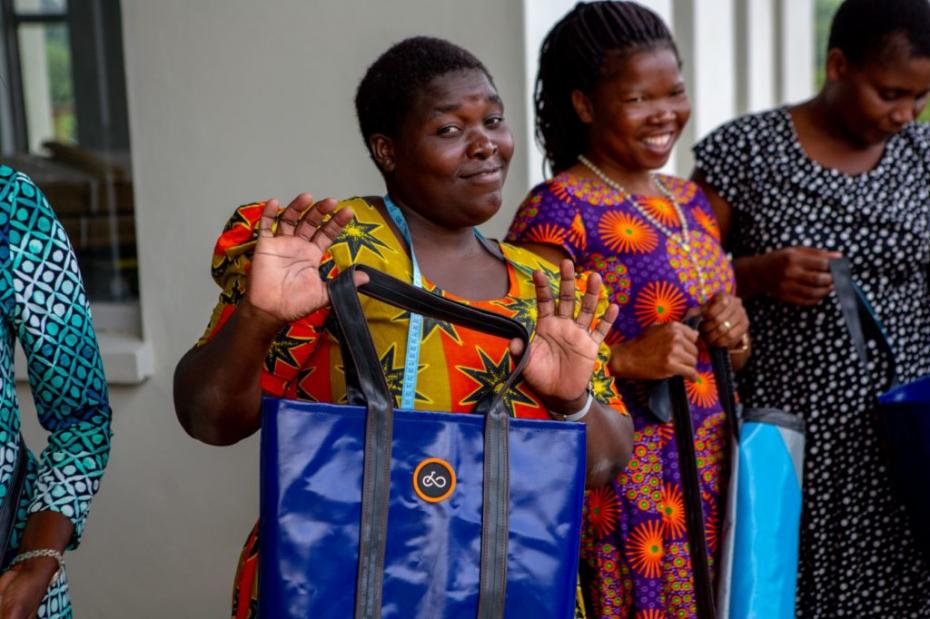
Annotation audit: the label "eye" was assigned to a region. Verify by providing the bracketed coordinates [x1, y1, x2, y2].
[437, 124, 462, 137]
[879, 90, 903, 102]
[671, 86, 687, 98]
[485, 115, 504, 128]
[624, 95, 646, 104]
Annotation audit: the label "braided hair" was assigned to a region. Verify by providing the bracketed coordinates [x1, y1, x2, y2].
[535, 1, 677, 174]
[828, 0, 930, 66]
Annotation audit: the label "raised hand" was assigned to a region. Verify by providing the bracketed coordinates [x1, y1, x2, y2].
[700, 292, 749, 350]
[244, 193, 362, 326]
[511, 260, 619, 415]
[609, 321, 700, 382]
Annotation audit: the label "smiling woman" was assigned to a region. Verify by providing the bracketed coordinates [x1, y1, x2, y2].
[172, 36, 633, 618]
[505, 3, 747, 617]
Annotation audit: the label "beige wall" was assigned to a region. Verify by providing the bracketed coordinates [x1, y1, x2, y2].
[12, 1, 816, 615]
[15, 1, 528, 616]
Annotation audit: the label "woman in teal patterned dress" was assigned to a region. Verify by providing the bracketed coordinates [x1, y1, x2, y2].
[0, 165, 111, 618]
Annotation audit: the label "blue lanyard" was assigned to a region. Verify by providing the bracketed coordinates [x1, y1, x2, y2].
[383, 195, 423, 409]
[383, 195, 487, 409]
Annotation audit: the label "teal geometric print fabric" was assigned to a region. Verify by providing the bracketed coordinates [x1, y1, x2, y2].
[0, 165, 111, 617]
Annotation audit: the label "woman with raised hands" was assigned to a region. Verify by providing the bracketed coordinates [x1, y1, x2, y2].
[173, 36, 633, 618]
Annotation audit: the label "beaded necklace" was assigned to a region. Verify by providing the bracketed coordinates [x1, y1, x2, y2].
[577, 154, 709, 301]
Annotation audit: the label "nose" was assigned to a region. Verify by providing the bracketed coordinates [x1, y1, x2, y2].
[467, 129, 498, 159]
[890, 101, 915, 126]
[648, 104, 676, 125]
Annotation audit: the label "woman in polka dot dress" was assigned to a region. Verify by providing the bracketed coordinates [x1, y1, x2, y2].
[693, 0, 930, 616]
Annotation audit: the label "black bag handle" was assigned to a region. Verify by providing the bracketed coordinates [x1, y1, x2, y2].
[708, 345, 739, 440]
[663, 315, 716, 619]
[328, 264, 532, 619]
[829, 258, 898, 389]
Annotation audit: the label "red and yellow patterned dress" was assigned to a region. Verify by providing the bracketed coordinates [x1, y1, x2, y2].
[195, 197, 628, 618]
[506, 174, 735, 618]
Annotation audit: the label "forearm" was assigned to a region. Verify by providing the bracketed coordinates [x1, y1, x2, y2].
[9, 511, 73, 580]
[582, 402, 633, 488]
[174, 302, 284, 445]
[18, 512, 72, 556]
[733, 255, 767, 299]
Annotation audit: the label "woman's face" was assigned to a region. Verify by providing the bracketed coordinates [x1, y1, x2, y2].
[578, 47, 690, 173]
[379, 68, 513, 229]
[830, 46, 930, 145]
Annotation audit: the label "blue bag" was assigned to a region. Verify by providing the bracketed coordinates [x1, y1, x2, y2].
[259, 265, 587, 619]
[716, 408, 805, 619]
[707, 344, 804, 619]
[831, 258, 930, 559]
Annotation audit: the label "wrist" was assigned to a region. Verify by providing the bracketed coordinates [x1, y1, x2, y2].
[734, 256, 765, 299]
[608, 342, 630, 377]
[729, 333, 750, 354]
[10, 549, 64, 583]
[545, 387, 593, 421]
[238, 299, 287, 338]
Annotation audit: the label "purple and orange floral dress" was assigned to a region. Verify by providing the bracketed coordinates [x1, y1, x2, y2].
[506, 172, 734, 618]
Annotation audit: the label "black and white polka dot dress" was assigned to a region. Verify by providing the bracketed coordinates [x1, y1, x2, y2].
[694, 108, 930, 618]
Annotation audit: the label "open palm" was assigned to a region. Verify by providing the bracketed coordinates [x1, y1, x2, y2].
[512, 261, 618, 413]
[246, 194, 359, 324]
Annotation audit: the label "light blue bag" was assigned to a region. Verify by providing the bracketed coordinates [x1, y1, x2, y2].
[716, 408, 805, 619]
[711, 347, 805, 619]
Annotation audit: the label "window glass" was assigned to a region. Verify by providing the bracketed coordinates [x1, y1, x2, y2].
[2, 0, 138, 307]
[17, 23, 76, 153]
[13, 0, 66, 14]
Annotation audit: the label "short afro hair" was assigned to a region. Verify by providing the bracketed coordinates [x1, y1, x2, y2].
[355, 36, 492, 168]
[828, 0, 930, 66]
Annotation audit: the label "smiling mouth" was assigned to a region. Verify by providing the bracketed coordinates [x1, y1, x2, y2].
[643, 133, 675, 150]
[461, 166, 503, 180]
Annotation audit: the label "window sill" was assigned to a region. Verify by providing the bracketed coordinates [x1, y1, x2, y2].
[15, 333, 154, 385]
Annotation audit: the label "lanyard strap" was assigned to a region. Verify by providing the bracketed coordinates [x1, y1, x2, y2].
[382, 195, 494, 408]
[383, 195, 423, 409]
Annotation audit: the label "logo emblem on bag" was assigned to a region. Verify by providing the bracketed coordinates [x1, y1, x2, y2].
[413, 458, 456, 503]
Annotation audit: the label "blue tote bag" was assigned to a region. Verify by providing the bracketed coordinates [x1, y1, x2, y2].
[709, 348, 805, 619]
[260, 265, 587, 619]
[831, 258, 930, 559]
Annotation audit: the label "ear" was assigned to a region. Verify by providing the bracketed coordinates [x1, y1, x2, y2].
[825, 48, 849, 83]
[571, 89, 595, 124]
[369, 134, 396, 173]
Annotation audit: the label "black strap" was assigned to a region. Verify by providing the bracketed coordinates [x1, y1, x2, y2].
[829, 258, 897, 389]
[708, 345, 739, 440]
[328, 265, 531, 619]
[0, 436, 27, 562]
[330, 272, 394, 619]
[667, 316, 716, 619]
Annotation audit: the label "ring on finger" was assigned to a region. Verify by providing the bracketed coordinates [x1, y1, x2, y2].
[721, 320, 732, 332]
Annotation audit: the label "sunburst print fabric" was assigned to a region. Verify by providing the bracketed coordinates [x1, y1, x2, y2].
[506, 173, 734, 618]
[198, 197, 627, 619]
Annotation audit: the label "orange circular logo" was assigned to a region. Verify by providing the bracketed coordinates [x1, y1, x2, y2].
[413, 458, 456, 503]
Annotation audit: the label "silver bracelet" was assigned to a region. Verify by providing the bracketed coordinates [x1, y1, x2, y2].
[550, 389, 595, 422]
[10, 549, 64, 582]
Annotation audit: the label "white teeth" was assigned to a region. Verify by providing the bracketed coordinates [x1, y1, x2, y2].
[644, 134, 673, 148]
